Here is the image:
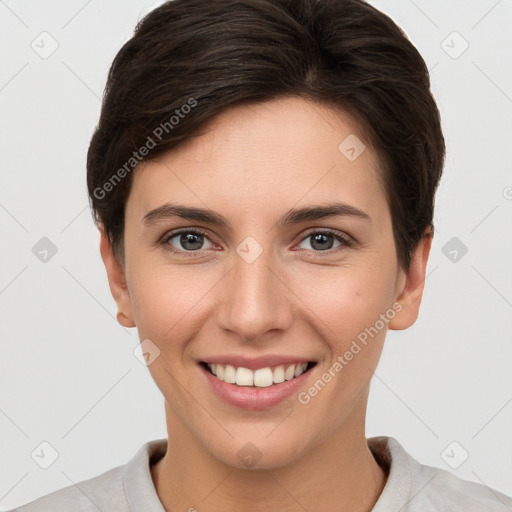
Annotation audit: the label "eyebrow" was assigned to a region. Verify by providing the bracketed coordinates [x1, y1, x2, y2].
[142, 201, 371, 229]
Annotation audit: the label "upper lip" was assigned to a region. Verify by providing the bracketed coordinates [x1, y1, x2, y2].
[199, 355, 316, 370]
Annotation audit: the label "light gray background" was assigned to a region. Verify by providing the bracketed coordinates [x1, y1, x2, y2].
[1, 0, 511, 509]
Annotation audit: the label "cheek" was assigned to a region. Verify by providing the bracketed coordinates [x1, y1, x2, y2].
[289, 266, 395, 430]
[128, 262, 214, 344]
[290, 261, 396, 346]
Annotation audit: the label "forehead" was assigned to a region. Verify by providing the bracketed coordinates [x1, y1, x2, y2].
[126, 97, 387, 223]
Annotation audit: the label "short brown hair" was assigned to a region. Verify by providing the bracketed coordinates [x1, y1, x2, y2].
[87, 0, 445, 271]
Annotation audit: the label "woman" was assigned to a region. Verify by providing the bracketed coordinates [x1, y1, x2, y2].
[14, 0, 512, 510]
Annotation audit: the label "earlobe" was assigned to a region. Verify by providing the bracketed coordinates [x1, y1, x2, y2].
[388, 228, 433, 331]
[116, 310, 135, 328]
[99, 227, 136, 328]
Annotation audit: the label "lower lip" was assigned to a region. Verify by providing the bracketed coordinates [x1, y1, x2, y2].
[199, 364, 315, 410]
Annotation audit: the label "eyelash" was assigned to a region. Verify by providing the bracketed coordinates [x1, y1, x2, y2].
[160, 228, 353, 258]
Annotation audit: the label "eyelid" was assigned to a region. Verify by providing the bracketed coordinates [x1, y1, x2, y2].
[161, 227, 211, 242]
[159, 226, 354, 255]
[293, 228, 354, 252]
[162, 227, 213, 243]
[159, 227, 216, 255]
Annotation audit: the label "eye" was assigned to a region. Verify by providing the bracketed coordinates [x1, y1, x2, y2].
[160, 228, 352, 257]
[296, 230, 352, 252]
[162, 229, 215, 253]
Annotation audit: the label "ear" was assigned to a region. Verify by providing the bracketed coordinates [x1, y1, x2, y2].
[99, 226, 136, 328]
[388, 228, 433, 330]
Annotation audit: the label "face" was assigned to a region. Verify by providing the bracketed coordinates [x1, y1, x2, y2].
[101, 97, 430, 470]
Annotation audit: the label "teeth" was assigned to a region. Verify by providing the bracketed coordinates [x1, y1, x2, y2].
[224, 364, 236, 384]
[285, 364, 295, 380]
[206, 362, 310, 387]
[273, 365, 285, 383]
[236, 367, 253, 386]
[294, 363, 307, 377]
[253, 367, 273, 387]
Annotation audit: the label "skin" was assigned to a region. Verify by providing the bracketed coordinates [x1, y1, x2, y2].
[100, 97, 432, 512]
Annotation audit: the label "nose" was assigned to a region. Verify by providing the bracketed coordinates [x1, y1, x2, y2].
[215, 245, 293, 342]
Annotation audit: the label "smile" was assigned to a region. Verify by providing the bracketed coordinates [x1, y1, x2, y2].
[201, 361, 317, 388]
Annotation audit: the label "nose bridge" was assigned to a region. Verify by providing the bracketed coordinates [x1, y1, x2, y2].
[216, 242, 292, 340]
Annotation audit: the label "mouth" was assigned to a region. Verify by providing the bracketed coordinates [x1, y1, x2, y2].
[199, 361, 317, 388]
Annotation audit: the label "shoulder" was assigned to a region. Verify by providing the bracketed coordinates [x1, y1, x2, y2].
[369, 436, 512, 512]
[409, 455, 512, 511]
[10, 465, 126, 512]
[9, 438, 167, 512]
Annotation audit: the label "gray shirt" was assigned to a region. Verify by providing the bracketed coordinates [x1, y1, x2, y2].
[10, 436, 512, 511]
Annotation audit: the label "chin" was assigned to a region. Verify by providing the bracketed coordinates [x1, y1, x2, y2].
[205, 429, 311, 471]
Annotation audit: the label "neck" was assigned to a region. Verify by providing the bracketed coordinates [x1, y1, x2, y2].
[151, 396, 387, 512]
